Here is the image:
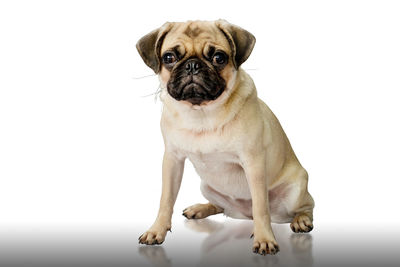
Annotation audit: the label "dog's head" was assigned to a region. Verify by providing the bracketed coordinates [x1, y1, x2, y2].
[136, 20, 255, 106]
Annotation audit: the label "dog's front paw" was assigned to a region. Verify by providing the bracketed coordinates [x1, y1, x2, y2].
[252, 236, 280, 255]
[138, 227, 170, 245]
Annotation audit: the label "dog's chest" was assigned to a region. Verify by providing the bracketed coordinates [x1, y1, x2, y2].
[187, 151, 240, 173]
[166, 125, 251, 198]
[185, 151, 251, 199]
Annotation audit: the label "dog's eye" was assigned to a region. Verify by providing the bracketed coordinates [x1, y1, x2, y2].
[212, 52, 227, 65]
[162, 53, 177, 65]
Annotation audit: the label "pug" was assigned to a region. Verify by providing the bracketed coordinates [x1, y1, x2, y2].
[136, 20, 314, 255]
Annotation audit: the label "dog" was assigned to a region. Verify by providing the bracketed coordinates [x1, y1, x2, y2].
[136, 20, 314, 255]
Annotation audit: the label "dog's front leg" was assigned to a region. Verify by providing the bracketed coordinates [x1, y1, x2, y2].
[139, 150, 185, 245]
[243, 154, 279, 255]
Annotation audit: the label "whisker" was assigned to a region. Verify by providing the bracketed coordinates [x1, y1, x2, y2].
[132, 73, 157, 79]
[141, 84, 162, 103]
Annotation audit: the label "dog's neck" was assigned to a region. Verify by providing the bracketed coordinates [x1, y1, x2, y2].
[160, 69, 256, 133]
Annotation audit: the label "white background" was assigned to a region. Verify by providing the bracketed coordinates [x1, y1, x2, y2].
[1, 0, 400, 229]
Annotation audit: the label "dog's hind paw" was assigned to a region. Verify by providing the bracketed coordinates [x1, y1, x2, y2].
[290, 213, 313, 233]
[182, 203, 223, 219]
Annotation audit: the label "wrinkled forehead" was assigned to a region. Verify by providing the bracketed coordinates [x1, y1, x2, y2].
[161, 21, 231, 56]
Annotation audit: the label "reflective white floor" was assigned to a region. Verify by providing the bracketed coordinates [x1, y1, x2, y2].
[0, 218, 399, 267]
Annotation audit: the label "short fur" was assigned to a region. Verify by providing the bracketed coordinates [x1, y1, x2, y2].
[137, 20, 314, 255]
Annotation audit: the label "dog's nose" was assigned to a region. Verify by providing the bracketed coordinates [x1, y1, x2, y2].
[185, 59, 201, 75]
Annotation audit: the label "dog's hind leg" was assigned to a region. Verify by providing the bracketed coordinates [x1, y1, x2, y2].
[287, 169, 315, 233]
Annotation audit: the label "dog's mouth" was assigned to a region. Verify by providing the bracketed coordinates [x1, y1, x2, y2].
[179, 83, 209, 105]
[166, 61, 226, 106]
[168, 80, 225, 105]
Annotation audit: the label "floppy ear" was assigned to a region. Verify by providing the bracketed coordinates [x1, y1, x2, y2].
[216, 19, 256, 69]
[136, 22, 173, 73]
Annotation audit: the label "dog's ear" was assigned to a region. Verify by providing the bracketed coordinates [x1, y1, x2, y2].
[136, 22, 173, 73]
[216, 19, 256, 69]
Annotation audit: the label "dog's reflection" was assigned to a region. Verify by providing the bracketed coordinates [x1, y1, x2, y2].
[185, 219, 313, 267]
[138, 246, 172, 267]
[139, 219, 313, 267]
